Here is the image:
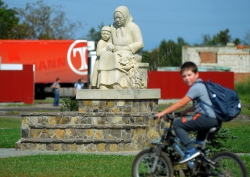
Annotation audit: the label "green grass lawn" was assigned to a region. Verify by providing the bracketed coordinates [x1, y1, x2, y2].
[222, 120, 250, 153]
[0, 98, 250, 176]
[0, 118, 20, 148]
[0, 151, 249, 177]
[0, 154, 134, 177]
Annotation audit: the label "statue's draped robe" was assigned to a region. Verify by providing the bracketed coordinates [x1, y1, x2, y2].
[97, 20, 143, 87]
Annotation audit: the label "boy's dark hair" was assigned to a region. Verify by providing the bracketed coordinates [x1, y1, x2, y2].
[56, 78, 60, 81]
[180, 61, 198, 74]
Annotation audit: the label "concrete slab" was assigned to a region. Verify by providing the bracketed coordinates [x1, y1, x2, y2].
[76, 89, 161, 99]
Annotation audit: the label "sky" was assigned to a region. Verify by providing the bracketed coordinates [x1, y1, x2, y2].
[5, 0, 250, 51]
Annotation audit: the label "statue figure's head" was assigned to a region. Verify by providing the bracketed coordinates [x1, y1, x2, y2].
[101, 26, 111, 41]
[113, 6, 133, 27]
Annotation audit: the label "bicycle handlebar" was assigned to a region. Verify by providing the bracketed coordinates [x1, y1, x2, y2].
[152, 112, 181, 121]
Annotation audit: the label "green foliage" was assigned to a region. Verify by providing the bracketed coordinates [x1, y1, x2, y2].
[235, 78, 250, 96]
[13, 0, 81, 39]
[60, 97, 79, 111]
[5, 111, 19, 115]
[206, 128, 237, 155]
[0, 0, 20, 39]
[0, 154, 134, 177]
[200, 29, 240, 46]
[235, 79, 250, 117]
[243, 29, 250, 45]
[142, 37, 188, 70]
[86, 22, 104, 49]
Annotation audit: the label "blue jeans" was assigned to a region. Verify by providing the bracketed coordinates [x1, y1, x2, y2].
[53, 91, 60, 106]
[173, 114, 221, 150]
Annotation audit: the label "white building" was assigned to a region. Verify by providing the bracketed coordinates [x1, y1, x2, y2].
[182, 43, 250, 82]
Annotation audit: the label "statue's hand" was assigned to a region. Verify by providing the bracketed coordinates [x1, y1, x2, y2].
[114, 46, 130, 52]
[113, 46, 122, 52]
[107, 44, 114, 52]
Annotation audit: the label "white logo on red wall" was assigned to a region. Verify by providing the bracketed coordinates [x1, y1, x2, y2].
[67, 40, 88, 75]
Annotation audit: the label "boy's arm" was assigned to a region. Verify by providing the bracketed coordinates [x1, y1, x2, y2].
[156, 96, 191, 118]
[180, 106, 195, 116]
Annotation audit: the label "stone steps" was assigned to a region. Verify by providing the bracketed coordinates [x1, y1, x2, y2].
[16, 95, 161, 152]
[17, 112, 159, 152]
[29, 124, 147, 129]
[20, 138, 132, 144]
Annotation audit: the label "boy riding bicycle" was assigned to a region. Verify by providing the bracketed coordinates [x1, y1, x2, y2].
[156, 61, 221, 163]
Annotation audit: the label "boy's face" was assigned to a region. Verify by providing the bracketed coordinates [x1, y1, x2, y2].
[101, 31, 111, 41]
[181, 69, 198, 86]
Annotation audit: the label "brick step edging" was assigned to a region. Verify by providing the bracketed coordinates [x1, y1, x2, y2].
[29, 124, 147, 129]
[20, 138, 132, 144]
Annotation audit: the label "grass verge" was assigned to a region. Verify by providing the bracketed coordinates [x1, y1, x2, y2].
[0, 118, 21, 148]
[222, 120, 250, 153]
[0, 154, 134, 177]
[0, 153, 249, 176]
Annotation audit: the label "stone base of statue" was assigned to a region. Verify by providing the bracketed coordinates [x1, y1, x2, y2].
[16, 89, 162, 152]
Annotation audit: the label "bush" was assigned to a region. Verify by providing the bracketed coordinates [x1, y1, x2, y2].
[60, 97, 79, 111]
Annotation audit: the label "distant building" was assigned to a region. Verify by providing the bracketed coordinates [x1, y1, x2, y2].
[182, 43, 250, 82]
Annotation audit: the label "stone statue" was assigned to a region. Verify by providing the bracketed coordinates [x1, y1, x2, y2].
[96, 6, 144, 89]
[91, 26, 113, 88]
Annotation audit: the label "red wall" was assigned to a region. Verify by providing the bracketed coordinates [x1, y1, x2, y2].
[0, 65, 34, 104]
[147, 71, 234, 99]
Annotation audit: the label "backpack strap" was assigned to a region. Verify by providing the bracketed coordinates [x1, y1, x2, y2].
[195, 80, 213, 116]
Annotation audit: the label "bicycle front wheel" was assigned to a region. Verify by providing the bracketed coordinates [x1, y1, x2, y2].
[210, 151, 248, 177]
[132, 148, 174, 177]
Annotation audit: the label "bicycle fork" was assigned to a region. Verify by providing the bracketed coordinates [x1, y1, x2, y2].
[150, 146, 162, 173]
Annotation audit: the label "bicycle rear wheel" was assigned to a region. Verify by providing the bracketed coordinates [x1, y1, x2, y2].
[210, 151, 248, 177]
[132, 148, 174, 177]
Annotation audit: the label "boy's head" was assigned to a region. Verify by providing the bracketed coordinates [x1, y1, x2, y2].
[180, 61, 198, 74]
[180, 61, 199, 86]
[101, 26, 111, 41]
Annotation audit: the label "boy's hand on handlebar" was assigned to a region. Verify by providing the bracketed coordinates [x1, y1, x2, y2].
[155, 112, 165, 119]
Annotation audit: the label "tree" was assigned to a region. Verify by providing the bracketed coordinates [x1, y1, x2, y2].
[201, 34, 215, 46]
[213, 29, 231, 45]
[233, 38, 240, 45]
[243, 30, 250, 45]
[14, 0, 81, 39]
[142, 37, 188, 70]
[86, 22, 104, 48]
[0, 0, 20, 39]
[201, 29, 236, 46]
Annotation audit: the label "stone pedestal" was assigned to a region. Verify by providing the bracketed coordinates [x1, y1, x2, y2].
[16, 89, 162, 152]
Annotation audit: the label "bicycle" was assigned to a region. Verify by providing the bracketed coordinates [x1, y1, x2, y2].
[132, 113, 248, 177]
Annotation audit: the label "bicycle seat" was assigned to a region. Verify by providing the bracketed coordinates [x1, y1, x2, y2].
[209, 127, 218, 134]
[193, 127, 220, 148]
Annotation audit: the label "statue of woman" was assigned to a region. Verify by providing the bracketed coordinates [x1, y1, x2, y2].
[97, 6, 144, 89]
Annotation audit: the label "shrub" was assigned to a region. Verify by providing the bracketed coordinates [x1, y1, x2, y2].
[60, 97, 79, 111]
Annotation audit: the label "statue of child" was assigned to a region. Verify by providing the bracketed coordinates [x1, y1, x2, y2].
[91, 26, 114, 88]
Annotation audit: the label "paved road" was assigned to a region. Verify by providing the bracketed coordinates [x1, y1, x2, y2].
[0, 104, 60, 118]
[0, 103, 60, 112]
[0, 148, 140, 158]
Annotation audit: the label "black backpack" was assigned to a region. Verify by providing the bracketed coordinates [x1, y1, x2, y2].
[198, 80, 241, 122]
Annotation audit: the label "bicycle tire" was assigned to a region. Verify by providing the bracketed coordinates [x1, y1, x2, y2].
[210, 151, 248, 177]
[132, 148, 174, 177]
